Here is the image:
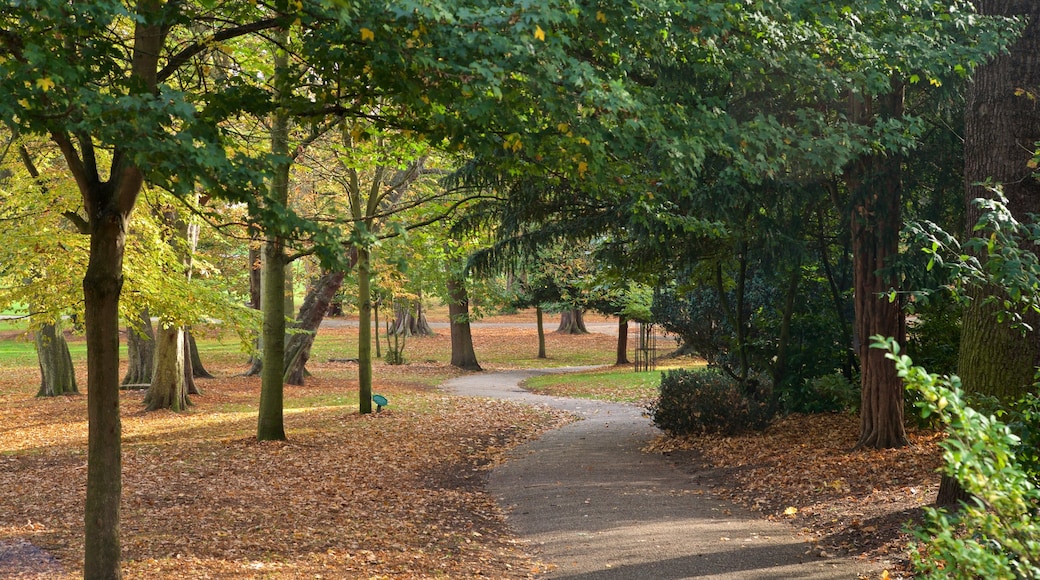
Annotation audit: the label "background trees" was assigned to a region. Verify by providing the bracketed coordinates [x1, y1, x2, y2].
[0, 1, 1034, 576]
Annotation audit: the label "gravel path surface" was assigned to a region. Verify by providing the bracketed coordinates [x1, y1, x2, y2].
[442, 369, 874, 579]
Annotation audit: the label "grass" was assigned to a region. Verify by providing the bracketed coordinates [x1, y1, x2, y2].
[521, 358, 706, 403]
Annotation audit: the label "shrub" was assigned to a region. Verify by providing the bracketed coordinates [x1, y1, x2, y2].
[874, 337, 1040, 579]
[648, 368, 774, 436]
[779, 372, 860, 414]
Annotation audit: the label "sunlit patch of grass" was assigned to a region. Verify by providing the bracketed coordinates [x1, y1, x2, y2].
[521, 358, 706, 403]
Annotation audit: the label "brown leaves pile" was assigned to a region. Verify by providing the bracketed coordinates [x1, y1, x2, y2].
[647, 413, 944, 578]
[0, 362, 572, 579]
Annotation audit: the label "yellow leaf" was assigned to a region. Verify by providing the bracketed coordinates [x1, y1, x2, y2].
[783, 506, 798, 516]
[17, 99, 29, 108]
[577, 137, 591, 146]
[596, 11, 607, 23]
[36, 77, 55, 92]
[534, 25, 545, 41]
[361, 27, 375, 41]
[881, 571, 890, 580]
[929, 77, 942, 88]
[557, 123, 569, 133]
[577, 161, 588, 178]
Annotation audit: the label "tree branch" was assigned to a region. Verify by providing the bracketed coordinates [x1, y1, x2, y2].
[157, 17, 284, 83]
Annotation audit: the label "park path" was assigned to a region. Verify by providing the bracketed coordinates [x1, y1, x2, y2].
[442, 369, 873, 580]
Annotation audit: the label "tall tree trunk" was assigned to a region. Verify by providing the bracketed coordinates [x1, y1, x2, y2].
[285, 270, 346, 385]
[374, 295, 382, 359]
[846, 80, 909, 450]
[83, 210, 132, 580]
[122, 308, 154, 388]
[257, 27, 290, 441]
[448, 276, 481, 371]
[556, 309, 588, 334]
[145, 326, 189, 411]
[772, 264, 802, 388]
[35, 321, 77, 396]
[187, 330, 213, 379]
[357, 247, 374, 414]
[943, 0, 1040, 507]
[536, 306, 547, 359]
[615, 317, 630, 365]
[183, 333, 200, 395]
[244, 234, 263, 375]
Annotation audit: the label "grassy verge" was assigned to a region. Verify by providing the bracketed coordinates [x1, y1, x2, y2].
[521, 358, 705, 404]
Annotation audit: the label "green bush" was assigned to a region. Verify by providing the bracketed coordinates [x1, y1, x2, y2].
[780, 372, 860, 414]
[648, 368, 774, 436]
[875, 337, 1040, 579]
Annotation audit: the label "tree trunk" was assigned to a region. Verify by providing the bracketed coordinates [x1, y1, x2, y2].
[122, 308, 154, 388]
[556, 309, 588, 334]
[285, 270, 346, 385]
[244, 233, 263, 375]
[615, 317, 630, 365]
[183, 333, 201, 395]
[448, 276, 482, 371]
[145, 326, 189, 411]
[257, 27, 290, 441]
[374, 295, 382, 359]
[390, 297, 434, 336]
[772, 264, 802, 388]
[35, 321, 77, 396]
[358, 247, 374, 414]
[536, 306, 547, 359]
[83, 210, 132, 580]
[943, 0, 1040, 506]
[846, 80, 909, 450]
[187, 330, 213, 379]
[249, 237, 262, 310]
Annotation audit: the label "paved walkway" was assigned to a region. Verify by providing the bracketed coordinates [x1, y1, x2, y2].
[442, 369, 873, 580]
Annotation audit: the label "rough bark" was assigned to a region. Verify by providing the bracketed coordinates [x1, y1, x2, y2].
[536, 307, 547, 359]
[448, 277, 482, 371]
[145, 325, 197, 408]
[957, 0, 1040, 399]
[35, 322, 78, 396]
[145, 326, 190, 411]
[122, 308, 154, 388]
[942, 0, 1040, 507]
[615, 317, 630, 365]
[845, 81, 909, 450]
[285, 270, 346, 385]
[556, 309, 589, 334]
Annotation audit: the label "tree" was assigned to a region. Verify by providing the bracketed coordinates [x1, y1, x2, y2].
[845, 82, 909, 449]
[122, 309, 155, 388]
[447, 274, 481, 371]
[957, 1, 1040, 399]
[0, 4, 282, 574]
[35, 320, 77, 397]
[941, 0, 1040, 506]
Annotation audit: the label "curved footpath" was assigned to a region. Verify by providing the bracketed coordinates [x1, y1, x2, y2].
[442, 368, 874, 580]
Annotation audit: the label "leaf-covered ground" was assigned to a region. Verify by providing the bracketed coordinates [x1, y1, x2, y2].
[0, 330, 577, 579]
[647, 413, 943, 579]
[1, 318, 941, 579]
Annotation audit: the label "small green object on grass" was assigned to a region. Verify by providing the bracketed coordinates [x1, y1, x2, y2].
[372, 394, 388, 412]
